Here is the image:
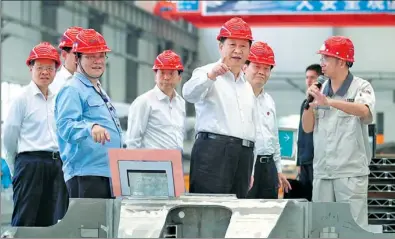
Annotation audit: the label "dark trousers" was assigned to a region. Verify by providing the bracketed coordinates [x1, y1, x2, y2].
[247, 155, 279, 199]
[189, 133, 254, 198]
[66, 176, 113, 199]
[11, 151, 69, 227]
[299, 164, 313, 201]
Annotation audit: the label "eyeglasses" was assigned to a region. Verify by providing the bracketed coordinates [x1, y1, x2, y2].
[34, 66, 56, 72]
[83, 55, 108, 61]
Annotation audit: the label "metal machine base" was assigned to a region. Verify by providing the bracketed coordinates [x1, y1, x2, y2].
[2, 195, 395, 238]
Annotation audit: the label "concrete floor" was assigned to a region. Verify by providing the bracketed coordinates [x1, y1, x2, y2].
[1, 188, 13, 233]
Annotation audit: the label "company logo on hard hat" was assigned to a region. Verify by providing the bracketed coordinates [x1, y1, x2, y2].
[231, 25, 241, 31]
[89, 39, 98, 44]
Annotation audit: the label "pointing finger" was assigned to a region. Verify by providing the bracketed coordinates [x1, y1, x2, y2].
[220, 64, 229, 72]
[220, 57, 230, 69]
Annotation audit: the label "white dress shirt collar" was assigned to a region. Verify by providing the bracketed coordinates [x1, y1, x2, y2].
[29, 81, 54, 98]
[153, 84, 181, 101]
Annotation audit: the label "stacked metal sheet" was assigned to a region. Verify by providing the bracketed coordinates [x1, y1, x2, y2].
[368, 157, 395, 233]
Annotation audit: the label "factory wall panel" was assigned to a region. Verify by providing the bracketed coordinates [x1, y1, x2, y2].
[101, 24, 127, 102]
[133, 1, 156, 14]
[1, 1, 42, 85]
[334, 27, 395, 73]
[137, 38, 156, 95]
[56, 6, 89, 34]
[374, 90, 395, 143]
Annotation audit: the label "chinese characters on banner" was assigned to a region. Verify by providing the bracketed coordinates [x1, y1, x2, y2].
[202, 1, 395, 16]
[296, 0, 395, 12]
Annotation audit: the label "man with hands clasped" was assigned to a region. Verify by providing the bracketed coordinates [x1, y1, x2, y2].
[182, 17, 256, 198]
[125, 50, 186, 151]
[302, 36, 375, 229]
[55, 29, 123, 199]
[243, 41, 291, 199]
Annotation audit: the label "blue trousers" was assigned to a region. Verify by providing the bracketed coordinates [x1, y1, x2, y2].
[11, 152, 69, 227]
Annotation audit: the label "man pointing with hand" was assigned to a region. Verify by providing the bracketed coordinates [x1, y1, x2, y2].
[182, 17, 256, 198]
[209, 57, 230, 78]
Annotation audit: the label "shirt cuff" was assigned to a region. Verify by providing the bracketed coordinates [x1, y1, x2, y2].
[5, 155, 15, 177]
[275, 159, 282, 173]
[87, 122, 97, 136]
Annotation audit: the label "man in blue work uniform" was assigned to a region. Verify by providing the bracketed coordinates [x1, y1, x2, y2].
[296, 64, 322, 201]
[55, 29, 122, 198]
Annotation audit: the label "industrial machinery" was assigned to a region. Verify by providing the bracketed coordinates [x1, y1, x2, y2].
[3, 196, 395, 238]
[2, 149, 395, 238]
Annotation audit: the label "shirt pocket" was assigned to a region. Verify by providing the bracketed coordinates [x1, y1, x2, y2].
[337, 111, 357, 134]
[86, 96, 106, 118]
[314, 109, 326, 132]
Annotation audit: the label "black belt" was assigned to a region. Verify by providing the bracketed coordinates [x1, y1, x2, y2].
[257, 154, 273, 163]
[18, 151, 60, 160]
[196, 132, 254, 148]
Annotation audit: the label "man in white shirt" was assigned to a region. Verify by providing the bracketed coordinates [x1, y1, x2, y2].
[242, 41, 291, 199]
[50, 25, 84, 223]
[49, 26, 84, 94]
[182, 17, 256, 198]
[125, 50, 185, 150]
[2, 42, 66, 227]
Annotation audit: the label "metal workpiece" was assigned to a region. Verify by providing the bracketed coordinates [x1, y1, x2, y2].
[3, 195, 395, 238]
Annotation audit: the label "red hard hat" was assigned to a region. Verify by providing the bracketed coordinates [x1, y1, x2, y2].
[152, 50, 184, 71]
[317, 36, 355, 62]
[248, 41, 275, 66]
[58, 26, 84, 49]
[216, 17, 253, 41]
[72, 29, 111, 54]
[25, 42, 61, 69]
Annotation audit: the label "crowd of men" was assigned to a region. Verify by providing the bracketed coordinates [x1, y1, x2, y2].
[2, 16, 375, 231]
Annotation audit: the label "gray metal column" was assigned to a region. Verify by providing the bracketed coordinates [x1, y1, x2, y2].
[125, 27, 142, 103]
[88, 8, 107, 33]
[40, 0, 61, 44]
[1, 19, 10, 42]
[181, 48, 197, 117]
[165, 41, 174, 51]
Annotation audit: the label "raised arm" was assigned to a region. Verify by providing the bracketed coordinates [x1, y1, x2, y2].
[182, 68, 215, 103]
